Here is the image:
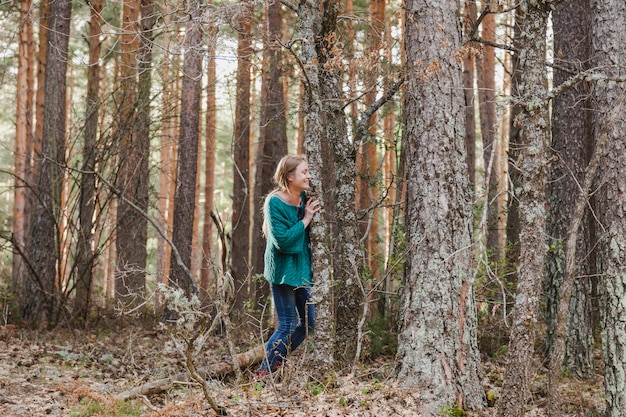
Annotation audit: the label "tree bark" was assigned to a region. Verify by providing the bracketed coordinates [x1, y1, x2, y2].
[200, 12, 217, 301]
[169, 0, 204, 297]
[591, 0, 626, 415]
[496, 2, 561, 416]
[115, 0, 148, 303]
[75, 0, 103, 322]
[397, 0, 484, 412]
[12, 0, 35, 301]
[24, 0, 72, 325]
[545, 0, 595, 380]
[231, 1, 253, 317]
[252, 0, 288, 311]
[297, 0, 335, 372]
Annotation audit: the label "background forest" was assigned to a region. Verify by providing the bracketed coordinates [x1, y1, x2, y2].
[0, 0, 623, 416]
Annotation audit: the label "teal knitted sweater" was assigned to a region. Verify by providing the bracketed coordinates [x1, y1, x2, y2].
[263, 191, 312, 287]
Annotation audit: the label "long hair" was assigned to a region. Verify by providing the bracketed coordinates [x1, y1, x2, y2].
[262, 154, 307, 236]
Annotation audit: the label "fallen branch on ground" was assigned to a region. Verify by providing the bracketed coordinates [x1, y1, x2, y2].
[115, 345, 265, 401]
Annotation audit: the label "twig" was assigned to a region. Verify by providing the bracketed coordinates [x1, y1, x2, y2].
[546, 93, 626, 417]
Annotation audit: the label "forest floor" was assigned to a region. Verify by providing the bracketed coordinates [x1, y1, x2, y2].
[0, 323, 606, 417]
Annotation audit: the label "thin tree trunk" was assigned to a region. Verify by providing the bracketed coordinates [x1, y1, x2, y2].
[169, 0, 204, 297]
[24, 0, 72, 325]
[477, 4, 500, 254]
[231, 1, 253, 317]
[75, 0, 103, 322]
[252, 0, 287, 312]
[12, 0, 35, 300]
[496, 2, 560, 415]
[356, 0, 384, 282]
[200, 15, 217, 301]
[115, 0, 147, 303]
[462, 0, 477, 185]
[156, 5, 179, 288]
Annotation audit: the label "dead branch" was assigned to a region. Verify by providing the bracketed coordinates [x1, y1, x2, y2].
[115, 344, 265, 401]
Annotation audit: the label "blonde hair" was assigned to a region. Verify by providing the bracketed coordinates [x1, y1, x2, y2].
[272, 154, 308, 193]
[262, 154, 307, 236]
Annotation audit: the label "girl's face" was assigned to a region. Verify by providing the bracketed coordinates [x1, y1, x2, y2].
[288, 161, 312, 192]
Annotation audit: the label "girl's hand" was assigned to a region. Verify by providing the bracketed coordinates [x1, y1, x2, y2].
[302, 198, 321, 227]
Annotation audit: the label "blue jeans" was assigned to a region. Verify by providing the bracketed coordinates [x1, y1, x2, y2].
[259, 284, 315, 371]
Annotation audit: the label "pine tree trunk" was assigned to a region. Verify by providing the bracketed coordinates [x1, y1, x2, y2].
[115, 0, 147, 302]
[591, 0, 626, 414]
[169, 0, 204, 297]
[397, 0, 484, 412]
[545, 0, 594, 379]
[477, 5, 501, 255]
[297, 0, 335, 372]
[496, 2, 555, 415]
[75, 0, 103, 321]
[252, 0, 288, 311]
[24, 0, 72, 325]
[462, 0, 477, 185]
[13, 0, 35, 300]
[231, 2, 253, 317]
[200, 16, 217, 300]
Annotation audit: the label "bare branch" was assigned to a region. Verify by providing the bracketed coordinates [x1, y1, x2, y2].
[354, 77, 405, 148]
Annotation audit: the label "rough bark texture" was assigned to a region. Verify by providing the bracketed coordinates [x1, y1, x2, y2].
[317, 0, 365, 370]
[298, 0, 335, 372]
[24, 0, 72, 325]
[169, 0, 204, 297]
[231, 2, 253, 316]
[252, 0, 288, 310]
[115, 0, 147, 301]
[591, 0, 626, 415]
[397, 0, 484, 412]
[496, 2, 556, 416]
[75, 0, 103, 321]
[545, 0, 595, 379]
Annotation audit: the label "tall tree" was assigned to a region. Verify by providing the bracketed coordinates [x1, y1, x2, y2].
[591, 0, 626, 414]
[317, 0, 365, 369]
[231, 1, 253, 316]
[24, 0, 72, 324]
[74, 0, 104, 321]
[296, 0, 335, 372]
[496, 1, 563, 415]
[169, 0, 204, 297]
[252, 0, 288, 308]
[545, 0, 595, 379]
[12, 0, 35, 298]
[397, 0, 484, 412]
[477, 3, 501, 254]
[200, 12, 218, 300]
[461, 0, 477, 184]
[356, 0, 385, 280]
[114, 0, 148, 303]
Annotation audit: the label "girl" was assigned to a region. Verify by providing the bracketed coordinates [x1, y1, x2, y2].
[256, 154, 321, 378]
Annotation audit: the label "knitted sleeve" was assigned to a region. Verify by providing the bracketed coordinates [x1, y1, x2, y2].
[265, 196, 306, 254]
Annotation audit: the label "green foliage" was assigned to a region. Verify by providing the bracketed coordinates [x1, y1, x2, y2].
[439, 406, 468, 417]
[365, 314, 398, 358]
[307, 381, 325, 396]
